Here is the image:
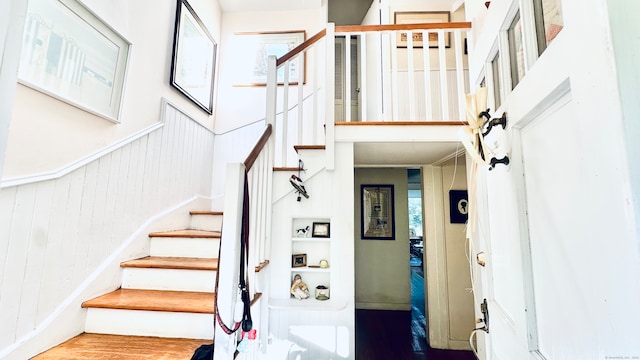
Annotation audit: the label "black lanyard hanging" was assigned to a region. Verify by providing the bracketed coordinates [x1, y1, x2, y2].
[215, 172, 252, 334]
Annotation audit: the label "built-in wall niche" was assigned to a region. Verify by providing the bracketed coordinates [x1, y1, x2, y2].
[291, 218, 331, 289]
[267, 217, 347, 310]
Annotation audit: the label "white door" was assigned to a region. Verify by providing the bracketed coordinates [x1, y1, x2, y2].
[473, 92, 574, 360]
[335, 37, 360, 122]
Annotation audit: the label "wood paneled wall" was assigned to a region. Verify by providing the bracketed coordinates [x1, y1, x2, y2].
[0, 100, 214, 353]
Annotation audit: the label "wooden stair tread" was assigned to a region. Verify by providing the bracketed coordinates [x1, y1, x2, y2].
[121, 256, 218, 270]
[81, 289, 214, 314]
[148, 229, 221, 238]
[294, 145, 326, 152]
[189, 210, 223, 216]
[30, 333, 211, 359]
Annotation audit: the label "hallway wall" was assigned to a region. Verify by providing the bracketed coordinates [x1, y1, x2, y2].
[423, 158, 473, 350]
[354, 168, 410, 310]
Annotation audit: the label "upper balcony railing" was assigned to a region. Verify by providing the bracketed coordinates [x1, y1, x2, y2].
[266, 21, 472, 168]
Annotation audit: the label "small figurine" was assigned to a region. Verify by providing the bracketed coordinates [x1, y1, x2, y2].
[290, 274, 310, 300]
[295, 226, 310, 237]
[289, 175, 309, 201]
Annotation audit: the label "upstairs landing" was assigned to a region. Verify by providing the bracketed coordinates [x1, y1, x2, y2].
[335, 121, 467, 166]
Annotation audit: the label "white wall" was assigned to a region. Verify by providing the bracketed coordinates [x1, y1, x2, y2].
[267, 143, 355, 359]
[441, 159, 474, 343]
[215, 9, 325, 134]
[0, 101, 214, 359]
[423, 159, 473, 350]
[465, 0, 640, 358]
[3, 0, 221, 178]
[354, 168, 411, 310]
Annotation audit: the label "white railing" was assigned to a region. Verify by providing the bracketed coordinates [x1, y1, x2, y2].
[214, 125, 273, 359]
[266, 22, 472, 168]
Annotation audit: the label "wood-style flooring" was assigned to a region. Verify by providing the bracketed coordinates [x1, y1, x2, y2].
[355, 265, 477, 360]
[30, 334, 210, 360]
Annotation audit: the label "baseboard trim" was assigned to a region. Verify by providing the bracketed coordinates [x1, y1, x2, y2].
[355, 302, 411, 311]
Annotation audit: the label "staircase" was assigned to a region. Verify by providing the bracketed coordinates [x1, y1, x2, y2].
[31, 211, 223, 359]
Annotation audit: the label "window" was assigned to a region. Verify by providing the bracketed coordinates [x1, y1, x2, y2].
[508, 11, 525, 89]
[491, 52, 502, 109]
[408, 190, 423, 238]
[533, 0, 564, 55]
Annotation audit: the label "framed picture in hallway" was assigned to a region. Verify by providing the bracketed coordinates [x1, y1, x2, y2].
[170, 0, 217, 114]
[361, 185, 395, 240]
[449, 190, 468, 224]
[234, 30, 306, 86]
[394, 11, 451, 48]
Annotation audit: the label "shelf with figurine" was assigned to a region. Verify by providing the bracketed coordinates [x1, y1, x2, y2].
[292, 220, 331, 239]
[290, 255, 331, 272]
[270, 272, 342, 310]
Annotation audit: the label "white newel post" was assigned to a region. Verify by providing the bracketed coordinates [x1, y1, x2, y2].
[325, 23, 335, 170]
[214, 163, 245, 360]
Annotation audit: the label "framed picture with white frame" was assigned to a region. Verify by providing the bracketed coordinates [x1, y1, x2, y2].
[18, 0, 131, 123]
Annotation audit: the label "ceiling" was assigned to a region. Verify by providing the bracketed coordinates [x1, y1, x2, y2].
[218, 0, 374, 25]
[354, 142, 462, 167]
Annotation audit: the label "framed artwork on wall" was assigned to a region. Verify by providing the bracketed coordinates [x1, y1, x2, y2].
[312, 222, 330, 238]
[292, 254, 307, 268]
[449, 190, 469, 224]
[394, 11, 451, 48]
[361, 184, 395, 240]
[235, 30, 306, 86]
[170, 0, 217, 114]
[18, 0, 131, 123]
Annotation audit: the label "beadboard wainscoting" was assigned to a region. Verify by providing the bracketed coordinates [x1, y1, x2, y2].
[0, 99, 214, 359]
[211, 120, 267, 208]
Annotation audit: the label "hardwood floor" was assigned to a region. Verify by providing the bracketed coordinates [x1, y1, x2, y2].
[355, 265, 477, 360]
[30, 334, 210, 360]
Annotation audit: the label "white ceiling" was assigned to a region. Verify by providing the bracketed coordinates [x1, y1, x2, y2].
[354, 142, 462, 167]
[218, 0, 373, 25]
[218, 0, 322, 13]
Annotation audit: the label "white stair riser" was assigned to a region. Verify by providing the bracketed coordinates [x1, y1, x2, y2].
[190, 215, 222, 232]
[85, 308, 213, 339]
[150, 237, 219, 258]
[121, 268, 216, 292]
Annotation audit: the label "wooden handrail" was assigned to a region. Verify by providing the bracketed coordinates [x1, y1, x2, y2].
[255, 260, 270, 272]
[335, 22, 472, 33]
[277, 29, 327, 66]
[275, 22, 472, 68]
[243, 124, 273, 171]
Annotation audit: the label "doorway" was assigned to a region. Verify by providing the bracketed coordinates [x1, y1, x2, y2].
[335, 36, 360, 122]
[408, 168, 428, 351]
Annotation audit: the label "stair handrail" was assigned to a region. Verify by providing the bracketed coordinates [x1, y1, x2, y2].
[244, 124, 273, 170]
[215, 124, 274, 359]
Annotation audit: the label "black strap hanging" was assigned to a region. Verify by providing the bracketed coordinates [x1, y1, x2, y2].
[214, 171, 252, 335]
[239, 174, 252, 331]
